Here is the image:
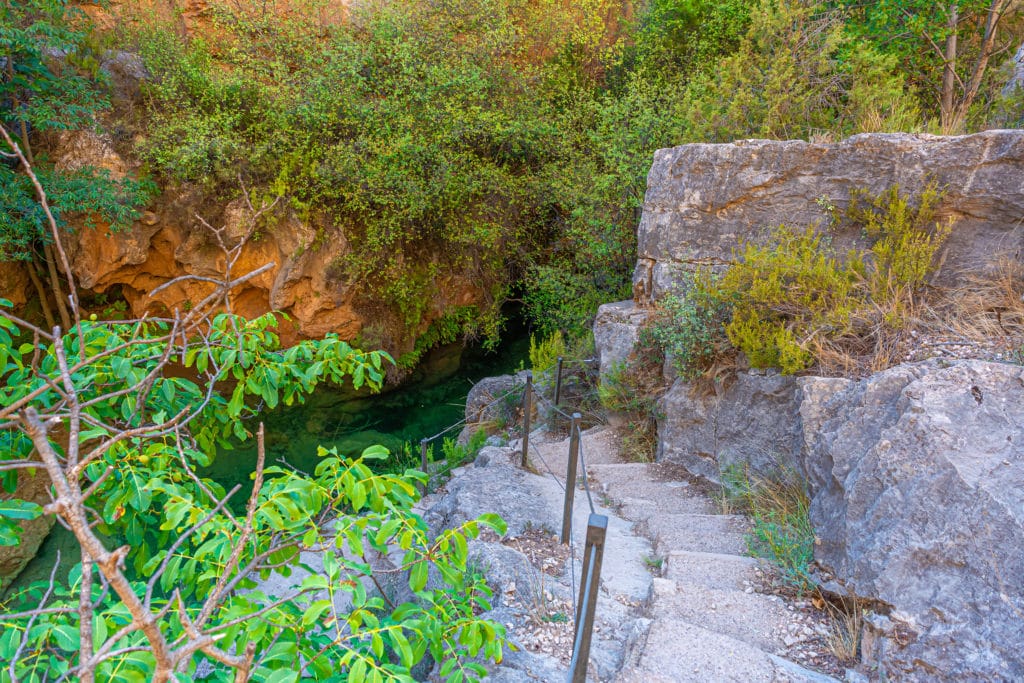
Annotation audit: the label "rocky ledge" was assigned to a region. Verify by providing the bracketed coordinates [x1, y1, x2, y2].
[611, 354, 1024, 682]
[632, 130, 1024, 301]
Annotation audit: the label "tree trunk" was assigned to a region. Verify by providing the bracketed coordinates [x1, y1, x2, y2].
[952, 0, 1013, 129]
[42, 242, 72, 331]
[4, 53, 33, 166]
[27, 257, 57, 329]
[940, 3, 959, 133]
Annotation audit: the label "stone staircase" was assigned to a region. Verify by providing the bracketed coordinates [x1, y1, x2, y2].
[586, 458, 838, 683]
[427, 423, 840, 681]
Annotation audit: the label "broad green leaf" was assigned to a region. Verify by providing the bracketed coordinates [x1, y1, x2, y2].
[0, 499, 43, 520]
[409, 561, 428, 592]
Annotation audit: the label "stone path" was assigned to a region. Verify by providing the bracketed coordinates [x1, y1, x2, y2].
[423, 424, 840, 682]
[586, 459, 837, 683]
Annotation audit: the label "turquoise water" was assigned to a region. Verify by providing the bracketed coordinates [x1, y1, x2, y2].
[203, 330, 529, 490]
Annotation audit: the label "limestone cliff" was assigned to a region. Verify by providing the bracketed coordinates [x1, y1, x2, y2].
[595, 131, 1024, 681]
[632, 130, 1024, 303]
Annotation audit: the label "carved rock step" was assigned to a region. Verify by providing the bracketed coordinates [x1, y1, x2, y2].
[649, 577, 793, 652]
[662, 549, 762, 589]
[640, 512, 749, 556]
[587, 463, 715, 516]
[615, 619, 837, 683]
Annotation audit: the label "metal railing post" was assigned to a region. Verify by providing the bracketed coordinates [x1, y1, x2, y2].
[568, 513, 608, 683]
[561, 413, 582, 544]
[554, 356, 564, 407]
[520, 372, 532, 468]
[420, 438, 429, 496]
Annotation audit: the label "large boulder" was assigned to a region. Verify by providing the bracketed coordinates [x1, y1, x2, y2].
[651, 360, 1024, 680]
[0, 469, 55, 591]
[799, 360, 1024, 681]
[462, 373, 528, 433]
[633, 131, 1024, 301]
[593, 300, 651, 378]
[657, 370, 803, 484]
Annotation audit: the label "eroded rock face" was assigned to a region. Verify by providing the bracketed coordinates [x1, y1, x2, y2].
[633, 131, 1024, 300]
[657, 371, 803, 484]
[800, 360, 1024, 681]
[0, 263, 29, 308]
[651, 360, 1024, 681]
[5, 129, 490, 354]
[0, 470, 55, 590]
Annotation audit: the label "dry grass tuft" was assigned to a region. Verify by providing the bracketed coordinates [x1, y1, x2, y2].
[939, 257, 1024, 348]
[823, 597, 863, 665]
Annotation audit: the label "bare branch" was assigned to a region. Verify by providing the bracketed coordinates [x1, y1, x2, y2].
[0, 125, 83, 341]
[21, 408, 177, 682]
[195, 424, 266, 629]
[9, 549, 61, 680]
[79, 552, 94, 683]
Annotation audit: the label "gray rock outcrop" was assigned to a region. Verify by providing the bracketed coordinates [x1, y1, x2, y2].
[0, 470, 55, 591]
[650, 359, 1024, 681]
[593, 301, 651, 378]
[799, 360, 1024, 681]
[605, 130, 1024, 681]
[657, 371, 803, 483]
[633, 131, 1024, 301]
[1002, 43, 1024, 97]
[457, 373, 527, 445]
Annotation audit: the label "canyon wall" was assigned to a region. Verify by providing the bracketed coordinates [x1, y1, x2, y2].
[4, 124, 490, 355]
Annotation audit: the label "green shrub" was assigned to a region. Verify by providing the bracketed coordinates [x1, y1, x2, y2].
[529, 330, 566, 378]
[848, 183, 953, 297]
[642, 271, 730, 379]
[716, 225, 863, 374]
[721, 464, 815, 593]
[441, 429, 489, 470]
[598, 353, 663, 461]
[704, 184, 953, 374]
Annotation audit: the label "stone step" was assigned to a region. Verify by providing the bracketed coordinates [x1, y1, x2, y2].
[588, 461, 703, 488]
[641, 512, 750, 556]
[615, 619, 838, 683]
[526, 426, 623, 485]
[610, 492, 714, 519]
[663, 550, 762, 590]
[648, 577, 792, 652]
[588, 463, 715, 516]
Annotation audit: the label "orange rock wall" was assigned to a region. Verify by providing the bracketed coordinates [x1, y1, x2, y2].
[3, 129, 487, 354]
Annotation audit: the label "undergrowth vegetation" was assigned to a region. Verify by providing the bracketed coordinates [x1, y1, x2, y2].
[598, 342, 664, 462]
[647, 184, 955, 377]
[79, 0, 1019, 349]
[720, 464, 816, 593]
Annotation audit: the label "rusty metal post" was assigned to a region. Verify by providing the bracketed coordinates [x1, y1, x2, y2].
[568, 513, 608, 683]
[420, 438, 429, 496]
[561, 413, 582, 544]
[520, 372, 532, 468]
[554, 356, 564, 407]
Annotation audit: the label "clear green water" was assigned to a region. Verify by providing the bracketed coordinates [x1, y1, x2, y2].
[203, 330, 529, 490]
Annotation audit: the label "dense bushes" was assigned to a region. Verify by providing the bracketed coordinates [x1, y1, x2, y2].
[102, 0, 1019, 347]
